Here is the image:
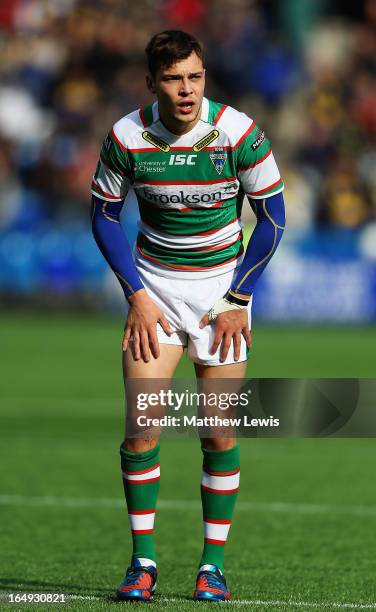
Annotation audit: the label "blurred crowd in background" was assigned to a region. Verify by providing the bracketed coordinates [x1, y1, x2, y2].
[0, 0, 376, 316]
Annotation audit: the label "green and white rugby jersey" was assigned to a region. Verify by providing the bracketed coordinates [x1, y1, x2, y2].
[91, 97, 284, 279]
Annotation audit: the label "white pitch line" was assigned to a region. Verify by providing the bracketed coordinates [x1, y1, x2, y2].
[1, 494, 376, 517]
[68, 594, 376, 609]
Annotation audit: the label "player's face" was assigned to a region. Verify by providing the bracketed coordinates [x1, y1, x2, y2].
[147, 52, 205, 134]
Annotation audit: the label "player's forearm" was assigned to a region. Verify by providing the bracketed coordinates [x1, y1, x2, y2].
[91, 195, 144, 300]
[227, 192, 285, 301]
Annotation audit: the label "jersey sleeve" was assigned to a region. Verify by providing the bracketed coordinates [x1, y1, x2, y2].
[91, 127, 132, 202]
[236, 123, 284, 199]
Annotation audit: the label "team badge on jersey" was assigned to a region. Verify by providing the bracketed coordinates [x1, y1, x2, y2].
[209, 149, 227, 175]
[142, 131, 170, 152]
[193, 129, 219, 152]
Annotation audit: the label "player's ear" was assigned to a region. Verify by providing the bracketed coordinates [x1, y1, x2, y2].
[146, 74, 156, 94]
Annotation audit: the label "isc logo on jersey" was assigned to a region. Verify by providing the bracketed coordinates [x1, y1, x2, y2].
[169, 154, 197, 166]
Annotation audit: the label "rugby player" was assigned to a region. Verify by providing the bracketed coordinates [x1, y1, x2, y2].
[91, 30, 285, 602]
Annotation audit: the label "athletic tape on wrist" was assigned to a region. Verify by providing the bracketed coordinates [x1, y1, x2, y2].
[207, 297, 248, 322]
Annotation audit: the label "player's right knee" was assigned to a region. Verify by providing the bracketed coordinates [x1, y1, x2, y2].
[123, 437, 160, 453]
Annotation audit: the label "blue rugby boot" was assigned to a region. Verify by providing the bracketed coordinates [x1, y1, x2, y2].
[116, 558, 157, 602]
[193, 564, 230, 602]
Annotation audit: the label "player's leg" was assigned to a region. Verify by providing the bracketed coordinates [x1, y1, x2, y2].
[122, 343, 184, 450]
[180, 268, 250, 599]
[193, 361, 246, 601]
[117, 344, 184, 601]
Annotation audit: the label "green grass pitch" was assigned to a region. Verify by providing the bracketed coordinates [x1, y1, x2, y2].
[1, 314, 376, 611]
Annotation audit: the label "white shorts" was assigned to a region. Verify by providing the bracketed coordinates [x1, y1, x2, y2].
[126, 266, 252, 366]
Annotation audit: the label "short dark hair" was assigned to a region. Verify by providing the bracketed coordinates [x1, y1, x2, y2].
[145, 30, 204, 79]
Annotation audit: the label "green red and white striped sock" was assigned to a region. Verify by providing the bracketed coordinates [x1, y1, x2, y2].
[199, 445, 240, 572]
[120, 443, 160, 566]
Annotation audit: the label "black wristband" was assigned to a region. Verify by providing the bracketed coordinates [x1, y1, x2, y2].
[225, 290, 250, 306]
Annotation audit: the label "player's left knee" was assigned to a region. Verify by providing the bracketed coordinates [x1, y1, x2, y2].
[201, 437, 237, 451]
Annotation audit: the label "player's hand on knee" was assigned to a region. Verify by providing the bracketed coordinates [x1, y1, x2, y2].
[207, 310, 251, 362]
[122, 289, 172, 361]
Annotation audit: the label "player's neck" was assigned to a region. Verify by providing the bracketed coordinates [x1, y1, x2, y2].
[158, 105, 202, 136]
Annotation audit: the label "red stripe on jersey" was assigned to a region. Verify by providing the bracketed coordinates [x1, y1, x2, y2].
[233, 121, 256, 149]
[201, 485, 239, 495]
[128, 147, 159, 153]
[129, 146, 194, 153]
[204, 468, 240, 476]
[139, 108, 147, 128]
[213, 104, 228, 125]
[248, 178, 283, 196]
[111, 127, 127, 152]
[137, 246, 243, 271]
[128, 509, 155, 515]
[167, 146, 192, 151]
[124, 462, 160, 476]
[128, 145, 234, 153]
[204, 518, 232, 525]
[238, 148, 272, 171]
[205, 145, 231, 151]
[136, 177, 236, 186]
[204, 538, 226, 546]
[179, 199, 225, 213]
